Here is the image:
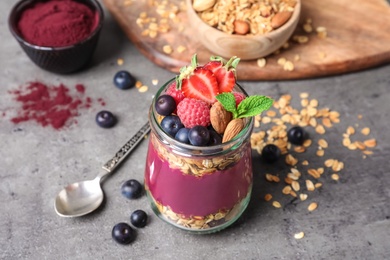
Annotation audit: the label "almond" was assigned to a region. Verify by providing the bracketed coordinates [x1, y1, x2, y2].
[271, 11, 293, 29]
[210, 102, 232, 134]
[192, 0, 216, 12]
[222, 118, 244, 143]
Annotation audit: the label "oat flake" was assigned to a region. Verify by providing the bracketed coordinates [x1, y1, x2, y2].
[272, 201, 282, 208]
[308, 202, 318, 211]
[294, 232, 305, 239]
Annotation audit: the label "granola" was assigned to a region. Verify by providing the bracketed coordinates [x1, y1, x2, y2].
[148, 191, 250, 230]
[150, 131, 250, 177]
[195, 0, 297, 35]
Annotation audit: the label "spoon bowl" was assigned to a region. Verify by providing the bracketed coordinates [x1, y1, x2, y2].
[55, 178, 103, 217]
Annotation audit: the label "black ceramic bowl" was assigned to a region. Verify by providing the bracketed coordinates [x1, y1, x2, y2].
[8, 0, 104, 74]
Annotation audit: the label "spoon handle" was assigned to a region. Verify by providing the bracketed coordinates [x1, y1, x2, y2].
[102, 121, 151, 173]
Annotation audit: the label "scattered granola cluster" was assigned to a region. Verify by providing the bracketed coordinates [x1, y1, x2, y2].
[135, 0, 183, 36]
[250, 92, 376, 239]
[257, 18, 329, 71]
[342, 125, 376, 154]
[116, 0, 188, 54]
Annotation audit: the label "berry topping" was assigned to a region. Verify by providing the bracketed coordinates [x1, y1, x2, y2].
[208, 129, 222, 146]
[175, 127, 190, 144]
[261, 144, 281, 163]
[112, 222, 136, 244]
[130, 210, 148, 228]
[203, 56, 240, 93]
[160, 115, 184, 137]
[121, 179, 143, 199]
[287, 126, 307, 145]
[177, 98, 210, 128]
[165, 81, 185, 106]
[152, 55, 275, 147]
[113, 70, 136, 90]
[155, 94, 176, 116]
[176, 54, 219, 104]
[188, 125, 210, 146]
[96, 110, 117, 128]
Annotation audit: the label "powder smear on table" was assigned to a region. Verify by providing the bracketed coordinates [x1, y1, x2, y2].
[5, 81, 105, 130]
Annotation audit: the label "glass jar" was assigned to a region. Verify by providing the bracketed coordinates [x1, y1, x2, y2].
[144, 79, 254, 233]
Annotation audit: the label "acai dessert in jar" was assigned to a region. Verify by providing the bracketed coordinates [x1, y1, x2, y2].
[144, 55, 272, 233]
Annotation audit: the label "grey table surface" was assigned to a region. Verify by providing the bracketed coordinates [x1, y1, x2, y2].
[1, 1, 390, 260]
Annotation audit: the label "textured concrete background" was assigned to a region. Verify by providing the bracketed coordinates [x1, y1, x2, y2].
[1, 1, 390, 259]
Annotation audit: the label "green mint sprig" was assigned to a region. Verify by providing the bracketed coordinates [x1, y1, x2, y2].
[216, 92, 273, 119]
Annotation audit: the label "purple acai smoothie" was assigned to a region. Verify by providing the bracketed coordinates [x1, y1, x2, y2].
[144, 136, 252, 218]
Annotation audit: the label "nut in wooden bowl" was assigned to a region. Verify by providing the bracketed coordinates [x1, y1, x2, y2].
[186, 0, 301, 60]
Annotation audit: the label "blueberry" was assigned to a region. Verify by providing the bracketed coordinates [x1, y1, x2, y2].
[96, 110, 117, 128]
[161, 115, 184, 137]
[261, 144, 281, 163]
[188, 125, 210, 146]
[112, 222, 136, 244]
[175, 127, 190, 144]
[287, 126, 307, 145]
[208, 130, 222, 146]
[113, 70, 136, 89]
[155, 95, 176, 116]
[121, 179, 143, 199]
[130, 210, 148, 228]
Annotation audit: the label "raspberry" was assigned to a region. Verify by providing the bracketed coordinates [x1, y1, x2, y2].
[233, 92, 246, 107]
[177, 98, 210, 128]
[166, 81, 185, 107]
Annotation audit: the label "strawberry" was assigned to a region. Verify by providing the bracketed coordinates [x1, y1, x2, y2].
[203, 56, 240, 93]
[176, 54, 219, 104]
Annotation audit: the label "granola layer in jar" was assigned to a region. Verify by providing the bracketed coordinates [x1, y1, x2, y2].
[144, 79, 254, 233]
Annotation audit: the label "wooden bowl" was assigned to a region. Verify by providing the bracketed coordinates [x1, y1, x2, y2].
[186, 0, 301, 60]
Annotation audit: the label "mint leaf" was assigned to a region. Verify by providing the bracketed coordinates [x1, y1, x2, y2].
[237, 95, 273, 118]
[216, 93, 238, 118]
[216, 93, 273, 119]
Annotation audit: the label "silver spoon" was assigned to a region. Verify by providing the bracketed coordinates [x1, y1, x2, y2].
[54, 122, 150, 217]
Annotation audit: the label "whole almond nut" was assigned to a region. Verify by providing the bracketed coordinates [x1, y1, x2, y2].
[192, 0, 216, 12]
[210, 102, 232, 134]
[222, 118, 244, 143]
[271, 11, 293, 29]
[233, 20, 250, 35]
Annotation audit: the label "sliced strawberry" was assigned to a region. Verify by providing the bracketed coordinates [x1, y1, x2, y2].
[181, 67, 218, 104]
[176, 54, 218, 104]
[204, 56, 240, 93]
[203, 60, 222, 74]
